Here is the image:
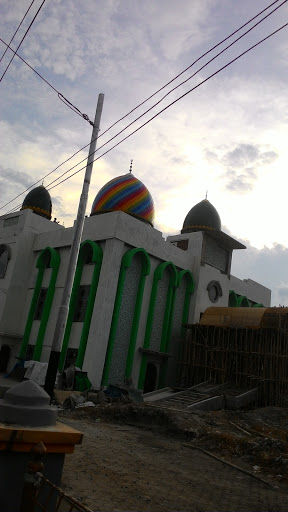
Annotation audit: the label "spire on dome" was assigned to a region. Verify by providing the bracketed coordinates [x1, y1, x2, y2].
[129, 159, 133, 174]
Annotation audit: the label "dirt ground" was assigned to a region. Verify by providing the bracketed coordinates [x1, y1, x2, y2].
[59, 403, 288, 512]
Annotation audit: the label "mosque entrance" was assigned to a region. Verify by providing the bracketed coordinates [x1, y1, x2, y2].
[143, 362, 158, 393]
[0, 345, 11, 373]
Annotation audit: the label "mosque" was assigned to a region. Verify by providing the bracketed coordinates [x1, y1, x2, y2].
[0, 167, 270, 392]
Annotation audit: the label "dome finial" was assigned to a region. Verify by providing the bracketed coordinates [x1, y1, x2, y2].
[129, 159, 133, 174]
[205, 190, 208, 200]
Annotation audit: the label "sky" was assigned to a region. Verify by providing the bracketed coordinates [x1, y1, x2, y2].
[0, 0, 288, 305]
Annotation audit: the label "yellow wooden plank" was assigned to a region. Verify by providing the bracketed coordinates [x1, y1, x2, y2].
[0, 441, 76, 453]
[0, 421, 83, 446]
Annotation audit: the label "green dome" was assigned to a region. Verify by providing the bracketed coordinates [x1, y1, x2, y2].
[181, 199, 221, 233]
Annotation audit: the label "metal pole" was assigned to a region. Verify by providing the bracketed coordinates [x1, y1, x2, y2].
[44, 93, 104, 397]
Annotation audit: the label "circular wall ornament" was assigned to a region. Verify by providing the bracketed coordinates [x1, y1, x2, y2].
[207, 280, 222, 303]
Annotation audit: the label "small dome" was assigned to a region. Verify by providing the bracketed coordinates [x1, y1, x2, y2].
[181, 199, 221, 233]
[21, 185, 52, 220]
[91, 173, 155, 226]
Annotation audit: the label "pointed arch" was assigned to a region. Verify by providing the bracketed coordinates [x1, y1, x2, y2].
[177, 270, 194, 336]
[229, 290, 238, 307]
[237, 295, 250, 307]
[138, 261, 178, 390]
[58, 240, 103, 371]
[102, 247, 150, 386]
[19, 247, 60, 360]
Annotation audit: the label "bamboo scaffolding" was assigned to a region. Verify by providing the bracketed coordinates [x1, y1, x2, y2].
[176, 315, 288, 406]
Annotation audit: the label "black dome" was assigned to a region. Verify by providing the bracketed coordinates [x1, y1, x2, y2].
[21, 186, 52, 220]
[181, 199, 221, 234]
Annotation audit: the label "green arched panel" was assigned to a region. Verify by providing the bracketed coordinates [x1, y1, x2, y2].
[177, 270, 194, 336]
[102, 247, 150, 386]
[229, 290, 238, 307]
[58, 240, 103, 371]
[237, 295, 250, 307]
[19, 247, 60, 360]
[138, 261, 178, 390]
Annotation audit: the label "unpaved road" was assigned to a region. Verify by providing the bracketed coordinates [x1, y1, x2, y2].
[60, 406, 288, 512]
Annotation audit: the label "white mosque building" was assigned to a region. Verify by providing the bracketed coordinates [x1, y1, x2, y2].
[0, 168, 270, 392]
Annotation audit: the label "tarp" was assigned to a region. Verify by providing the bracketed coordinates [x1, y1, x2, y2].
[24, 360, 48, 386]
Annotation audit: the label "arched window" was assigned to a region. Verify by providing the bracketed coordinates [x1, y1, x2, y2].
[0, 244, 11, 278]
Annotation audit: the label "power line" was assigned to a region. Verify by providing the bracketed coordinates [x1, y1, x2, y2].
[0, 0, 46, 83]
[0, 0, 284, 213]
[0, 36, 94, 125]
[0, 35, 95, 124]
[0, 0, 35, 63]
[3, 19, 287, 219]
[46, 22, 288, 191]
[96, 0, 285, 136]
[23, 0, 288, 195]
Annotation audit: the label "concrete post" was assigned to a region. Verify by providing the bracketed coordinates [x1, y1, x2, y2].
[0, 380, 82, 512]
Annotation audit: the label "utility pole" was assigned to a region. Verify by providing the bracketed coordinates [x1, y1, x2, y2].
[44, 93, 104, 398]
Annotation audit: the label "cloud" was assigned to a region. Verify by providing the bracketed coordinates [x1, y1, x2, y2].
[0, 166, 32, 209]
[224, 144, 260, 168]
[1, 0, 288, 254]
[0, 167, 31, 188]
[231, 240, 288, 306]
[224, 167, 256, 192]
[204, 143, 278, 193]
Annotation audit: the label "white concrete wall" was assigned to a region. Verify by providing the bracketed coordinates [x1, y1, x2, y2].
[0, 207, 272, 387]
[230, 275, 271, 306]
[192, 265, 231, 323]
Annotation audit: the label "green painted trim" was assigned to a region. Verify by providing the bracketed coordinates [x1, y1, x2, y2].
[177, 270, 194, 337]
[75, 242, 103, 368]
[237, 295, 250, 307]
[160, 270, 195, 389]
[252, 303, 264, 308]
[160, 266, 178, 353]
[33, 248, 60, 360]
[138, 261, 178, 390]
[20, 247, 60, 360]
[19, 262, 45, 359]
[125, 249, 150, 377]
[102, 247, 150, 386]
[58, 240, 103, 371]
[229, 290, 238, 307]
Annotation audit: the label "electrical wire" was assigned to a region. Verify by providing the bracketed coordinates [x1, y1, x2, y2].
[0, 0, 35, 63]
[94, 0, 285, 136]
[2, 20, 287, 219]
[46, 22, 288, 189]
[0, 35, 95, 125]
[0, 0, 46, 83]
[21, 0, 288, 196]
[0, 0, 284, 213]
[3, 0, 284, 150]
[44, 0, 288, 191]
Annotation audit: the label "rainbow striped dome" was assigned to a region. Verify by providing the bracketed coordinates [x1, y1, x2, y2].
[90, 173, 155, 226]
